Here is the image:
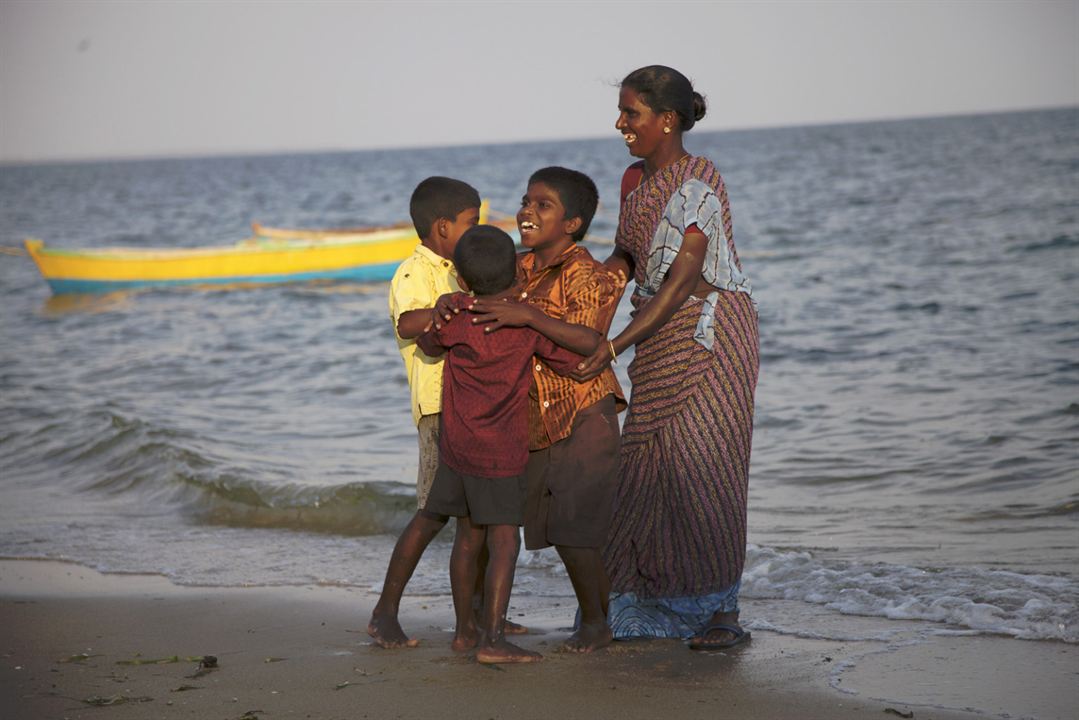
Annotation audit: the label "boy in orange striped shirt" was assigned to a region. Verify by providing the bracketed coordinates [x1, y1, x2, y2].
[468, 167, 626, 652]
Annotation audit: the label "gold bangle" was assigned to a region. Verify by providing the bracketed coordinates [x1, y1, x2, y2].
[607, 340, 618, 364]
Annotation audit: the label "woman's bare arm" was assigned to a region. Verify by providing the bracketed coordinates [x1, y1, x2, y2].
[572, 231, 708, 380]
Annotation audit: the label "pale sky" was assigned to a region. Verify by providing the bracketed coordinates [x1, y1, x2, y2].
[1, 0, 1076, 163]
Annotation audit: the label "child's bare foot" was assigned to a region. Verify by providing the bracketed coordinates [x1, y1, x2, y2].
[367, 613, 419, 649]
[475, 639, 543, 664]
[503, 618, 529, 635]
[451, 624, 481, 652]
[470, 607, 528, 634]
[471, 608, 529, 635]
[561, 622, 612, 653]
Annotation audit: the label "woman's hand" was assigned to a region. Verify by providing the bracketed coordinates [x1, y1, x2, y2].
[570, 341, 613, 382]
[468, 295, 537, 332]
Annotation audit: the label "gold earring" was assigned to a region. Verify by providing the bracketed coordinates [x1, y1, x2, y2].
[663, 126, 671, 134]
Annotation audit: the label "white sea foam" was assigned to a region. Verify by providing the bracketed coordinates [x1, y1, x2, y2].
[741, 545, 1078, 642]
[744, 617, 901, 643]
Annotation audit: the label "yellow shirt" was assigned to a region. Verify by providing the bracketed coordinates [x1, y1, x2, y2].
[389, 244, 461, 425]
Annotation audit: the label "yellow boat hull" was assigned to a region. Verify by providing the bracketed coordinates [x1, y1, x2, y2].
[24, 231, 420, 294]
[24, 203, 514, 294]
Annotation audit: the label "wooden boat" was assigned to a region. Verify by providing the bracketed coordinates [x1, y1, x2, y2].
[24, 203, 513, 294]
[250, 220, 415, 240]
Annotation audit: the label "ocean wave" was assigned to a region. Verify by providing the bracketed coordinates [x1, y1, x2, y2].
[742, 545, 1078, 643]
[1009, 234, 1078, 253]
[12, 409, 419, 536]
[184, 477, 417, 536]
[743, 617, 901, 643]
[892, 301, 942, 314]
[955, 500, 1079, 521]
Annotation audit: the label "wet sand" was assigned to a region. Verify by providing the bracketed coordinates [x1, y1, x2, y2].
[1, 559, 1074, 720]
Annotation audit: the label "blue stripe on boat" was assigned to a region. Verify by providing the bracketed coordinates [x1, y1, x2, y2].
[45, 263, 402, 294]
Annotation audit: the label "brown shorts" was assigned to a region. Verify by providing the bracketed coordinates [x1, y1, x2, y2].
[416, 413, 440, 510]
[424, 461, 527, 526]
[524, 395, 620, 550]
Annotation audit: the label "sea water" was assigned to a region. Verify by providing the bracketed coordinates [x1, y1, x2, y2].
[1, 108, 1076, 645]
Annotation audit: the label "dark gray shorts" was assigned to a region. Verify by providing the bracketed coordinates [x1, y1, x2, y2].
[524, 395, 620, 550]
[424, 461, 527, 526]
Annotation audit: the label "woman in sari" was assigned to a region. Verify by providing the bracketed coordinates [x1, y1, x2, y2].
[574, 65, 759, 649]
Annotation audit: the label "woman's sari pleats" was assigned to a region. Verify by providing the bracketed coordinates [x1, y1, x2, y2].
[604, 290, 759, 598]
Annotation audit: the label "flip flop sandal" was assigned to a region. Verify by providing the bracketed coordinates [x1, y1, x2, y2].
[687, 623, 751, 650]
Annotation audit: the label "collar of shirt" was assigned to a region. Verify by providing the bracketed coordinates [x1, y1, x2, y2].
[413, 244, 457, 275]
[519, 243, 582, 279]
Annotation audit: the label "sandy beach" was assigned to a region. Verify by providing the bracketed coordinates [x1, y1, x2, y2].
[2, 559, 1074, 720]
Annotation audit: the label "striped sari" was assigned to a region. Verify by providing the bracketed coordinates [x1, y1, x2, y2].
[604, 156, 760, 638]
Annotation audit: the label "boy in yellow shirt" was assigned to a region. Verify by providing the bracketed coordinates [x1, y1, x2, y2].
[367, 176, 479, 648]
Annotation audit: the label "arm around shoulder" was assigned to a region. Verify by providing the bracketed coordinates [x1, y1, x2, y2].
[415, 326, 446, 357]
[390, 256, 441, 338]
[397, 309, 434, 339]
[534, 335, 588, 377]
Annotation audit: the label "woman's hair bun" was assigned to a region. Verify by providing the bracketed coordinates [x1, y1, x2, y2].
[692, 91, 707, 122]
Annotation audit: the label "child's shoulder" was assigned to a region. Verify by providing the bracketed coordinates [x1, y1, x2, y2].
[393, 246, 453, 284]
[430, 293, 474, 334]
[560, 247, 625, 299]
[392, 248, 424, 278]
[399, 244, 448, 270]
[444, 291, 471, 311]
[562, 245, 613, 279]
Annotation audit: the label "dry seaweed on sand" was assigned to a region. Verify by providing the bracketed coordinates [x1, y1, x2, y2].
[57, 652, 102, 663]
[115, 653, 208, 666]
[82, 693, 153, 706]
[230, 711, 265, 720]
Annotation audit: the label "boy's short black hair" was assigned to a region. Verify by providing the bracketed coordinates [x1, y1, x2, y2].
[453, 225, 517, 296]
[409, 176, 481, 238]
[527, 166, 599, 242]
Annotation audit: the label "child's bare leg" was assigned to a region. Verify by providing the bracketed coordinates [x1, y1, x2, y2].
[450, 516, 485, 651]
[475, 525, 542, 664]
[368, 510, 447, 648]
[471, 543, 488, 628]
[473, 543, 528, 634]
[556, 545, 613, 652]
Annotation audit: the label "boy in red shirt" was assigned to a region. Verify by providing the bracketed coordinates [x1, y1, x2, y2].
[417, 225, 593, 664]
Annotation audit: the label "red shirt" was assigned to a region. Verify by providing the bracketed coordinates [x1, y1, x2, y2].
[416, 293, 582, 478]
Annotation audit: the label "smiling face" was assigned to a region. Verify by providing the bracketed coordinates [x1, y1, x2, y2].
[517, 182, 580, 254]
[615, 86, 671, 159]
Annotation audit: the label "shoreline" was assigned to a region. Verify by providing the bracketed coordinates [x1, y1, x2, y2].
[1, 559, 1074, 720]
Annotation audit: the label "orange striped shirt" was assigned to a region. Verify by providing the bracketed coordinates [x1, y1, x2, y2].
[519, 244, 627, 450]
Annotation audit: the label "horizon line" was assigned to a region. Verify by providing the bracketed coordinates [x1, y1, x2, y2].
[2, 103, 1075, 168]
